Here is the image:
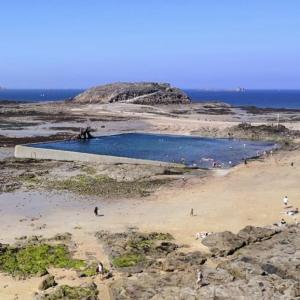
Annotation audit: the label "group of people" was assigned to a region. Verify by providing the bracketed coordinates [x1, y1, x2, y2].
[277, 195, 299, 226]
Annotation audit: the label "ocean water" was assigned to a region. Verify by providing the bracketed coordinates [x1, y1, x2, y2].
[185, 90, 300, 109]
[29, 133, 276, 168]
[0, 89, 83, 102]
[1, 89, 300, 109]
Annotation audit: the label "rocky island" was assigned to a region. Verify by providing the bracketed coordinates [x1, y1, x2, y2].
[73, 82, 191, 105]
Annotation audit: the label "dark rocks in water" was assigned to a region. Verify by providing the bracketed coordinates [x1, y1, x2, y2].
[73, 82, 190, 105]
[71, 126, 94, 141]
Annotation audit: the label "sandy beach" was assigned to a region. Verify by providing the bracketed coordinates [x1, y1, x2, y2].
[1, 101, 300, 299]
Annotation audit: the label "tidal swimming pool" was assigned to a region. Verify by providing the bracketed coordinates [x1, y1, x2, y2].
[27, 133, 276, 168]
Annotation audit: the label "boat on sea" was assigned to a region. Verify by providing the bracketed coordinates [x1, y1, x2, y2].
[235, 87, 246, 92]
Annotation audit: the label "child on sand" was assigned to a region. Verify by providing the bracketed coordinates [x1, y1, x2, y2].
[94, 206, 99, 216]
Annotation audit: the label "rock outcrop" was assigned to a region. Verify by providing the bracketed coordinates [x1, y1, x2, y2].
[38, 275, 57, 291]
[34, 283, 99, 300]
[99, 225, 300, 300]
[73, 82, 190, 105]
[202, 225, 278, 256]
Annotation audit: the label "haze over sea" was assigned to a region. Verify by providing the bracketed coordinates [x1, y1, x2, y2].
[0, 89, 300, 109]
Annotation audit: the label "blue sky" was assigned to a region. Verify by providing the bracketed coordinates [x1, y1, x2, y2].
[0, 1, 299, 89]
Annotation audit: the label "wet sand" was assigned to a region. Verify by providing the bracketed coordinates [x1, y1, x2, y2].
[1, 150, 299, 249]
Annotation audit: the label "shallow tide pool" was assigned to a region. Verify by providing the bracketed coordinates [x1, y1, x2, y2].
[29, 133, 276, 168]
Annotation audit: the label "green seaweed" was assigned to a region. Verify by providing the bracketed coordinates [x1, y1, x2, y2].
[112, 254, 144, 268]
[0, 244, 85, 278]
[38, 284, 99, 300]
[44, 174, 169, 197]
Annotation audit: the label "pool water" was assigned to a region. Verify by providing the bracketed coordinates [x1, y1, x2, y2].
[29, 133, 276, 168]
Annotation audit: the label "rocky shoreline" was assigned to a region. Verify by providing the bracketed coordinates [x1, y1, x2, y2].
[1, 99, 300, 299]
[1, 224, 298, 299]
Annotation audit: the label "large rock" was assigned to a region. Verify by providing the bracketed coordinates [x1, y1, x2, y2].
[73, 82, 190, 105]
[237, 225, 278, 244]
[201, 231, 246, 256]
[38, 275, 57, 291]
[34, 283, 99, 300]
[202, 226, 279, 257]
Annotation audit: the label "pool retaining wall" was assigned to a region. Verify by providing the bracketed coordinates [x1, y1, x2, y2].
[15, 145, 183, 168]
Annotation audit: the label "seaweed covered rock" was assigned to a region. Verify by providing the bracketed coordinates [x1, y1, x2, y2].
[95, 231, 177, 273]
[0, 242, 87, 278]
[73, 82, 190, 105]
[229, 122, 299, 141]
[34, 283, 98, 300]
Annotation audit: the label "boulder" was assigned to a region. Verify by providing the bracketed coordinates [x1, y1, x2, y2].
[237, 225, 278, 244]
[73, 82, 190, 105]
[201, 231, 246, 256]
[34, 283, 98, 300]
[38, 275, 57, 291]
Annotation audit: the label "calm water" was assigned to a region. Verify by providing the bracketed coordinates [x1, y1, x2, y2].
[29, 133, 276, 168]
[1, 89, 300, 109]
[186, 90, 300, 109]
[0, 89, 83, 102]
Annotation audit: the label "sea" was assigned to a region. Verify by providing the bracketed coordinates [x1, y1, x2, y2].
[0, 89, 300, 109]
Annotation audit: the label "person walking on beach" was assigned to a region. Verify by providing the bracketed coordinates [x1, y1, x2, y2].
[283, 196, 288, 207]
[94, 206, 99, 216]
[190, 208, 194, 217]
[97, 262, 104, 279]
[196, 269, 203, 288]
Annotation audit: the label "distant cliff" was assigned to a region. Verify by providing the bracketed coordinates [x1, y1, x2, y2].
[73, 82, 190, 105]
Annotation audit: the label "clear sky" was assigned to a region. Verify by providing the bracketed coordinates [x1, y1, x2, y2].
[0, 0, 300, 89]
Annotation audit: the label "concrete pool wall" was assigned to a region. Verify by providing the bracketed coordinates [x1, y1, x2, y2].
[14, 144, 183, 167]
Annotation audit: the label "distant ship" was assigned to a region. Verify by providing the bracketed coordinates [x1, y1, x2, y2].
[235, 87, 246, 92]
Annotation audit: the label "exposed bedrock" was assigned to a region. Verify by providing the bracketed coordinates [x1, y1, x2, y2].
[73, 82, 191, 105]
[101, 225, 300, 299]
